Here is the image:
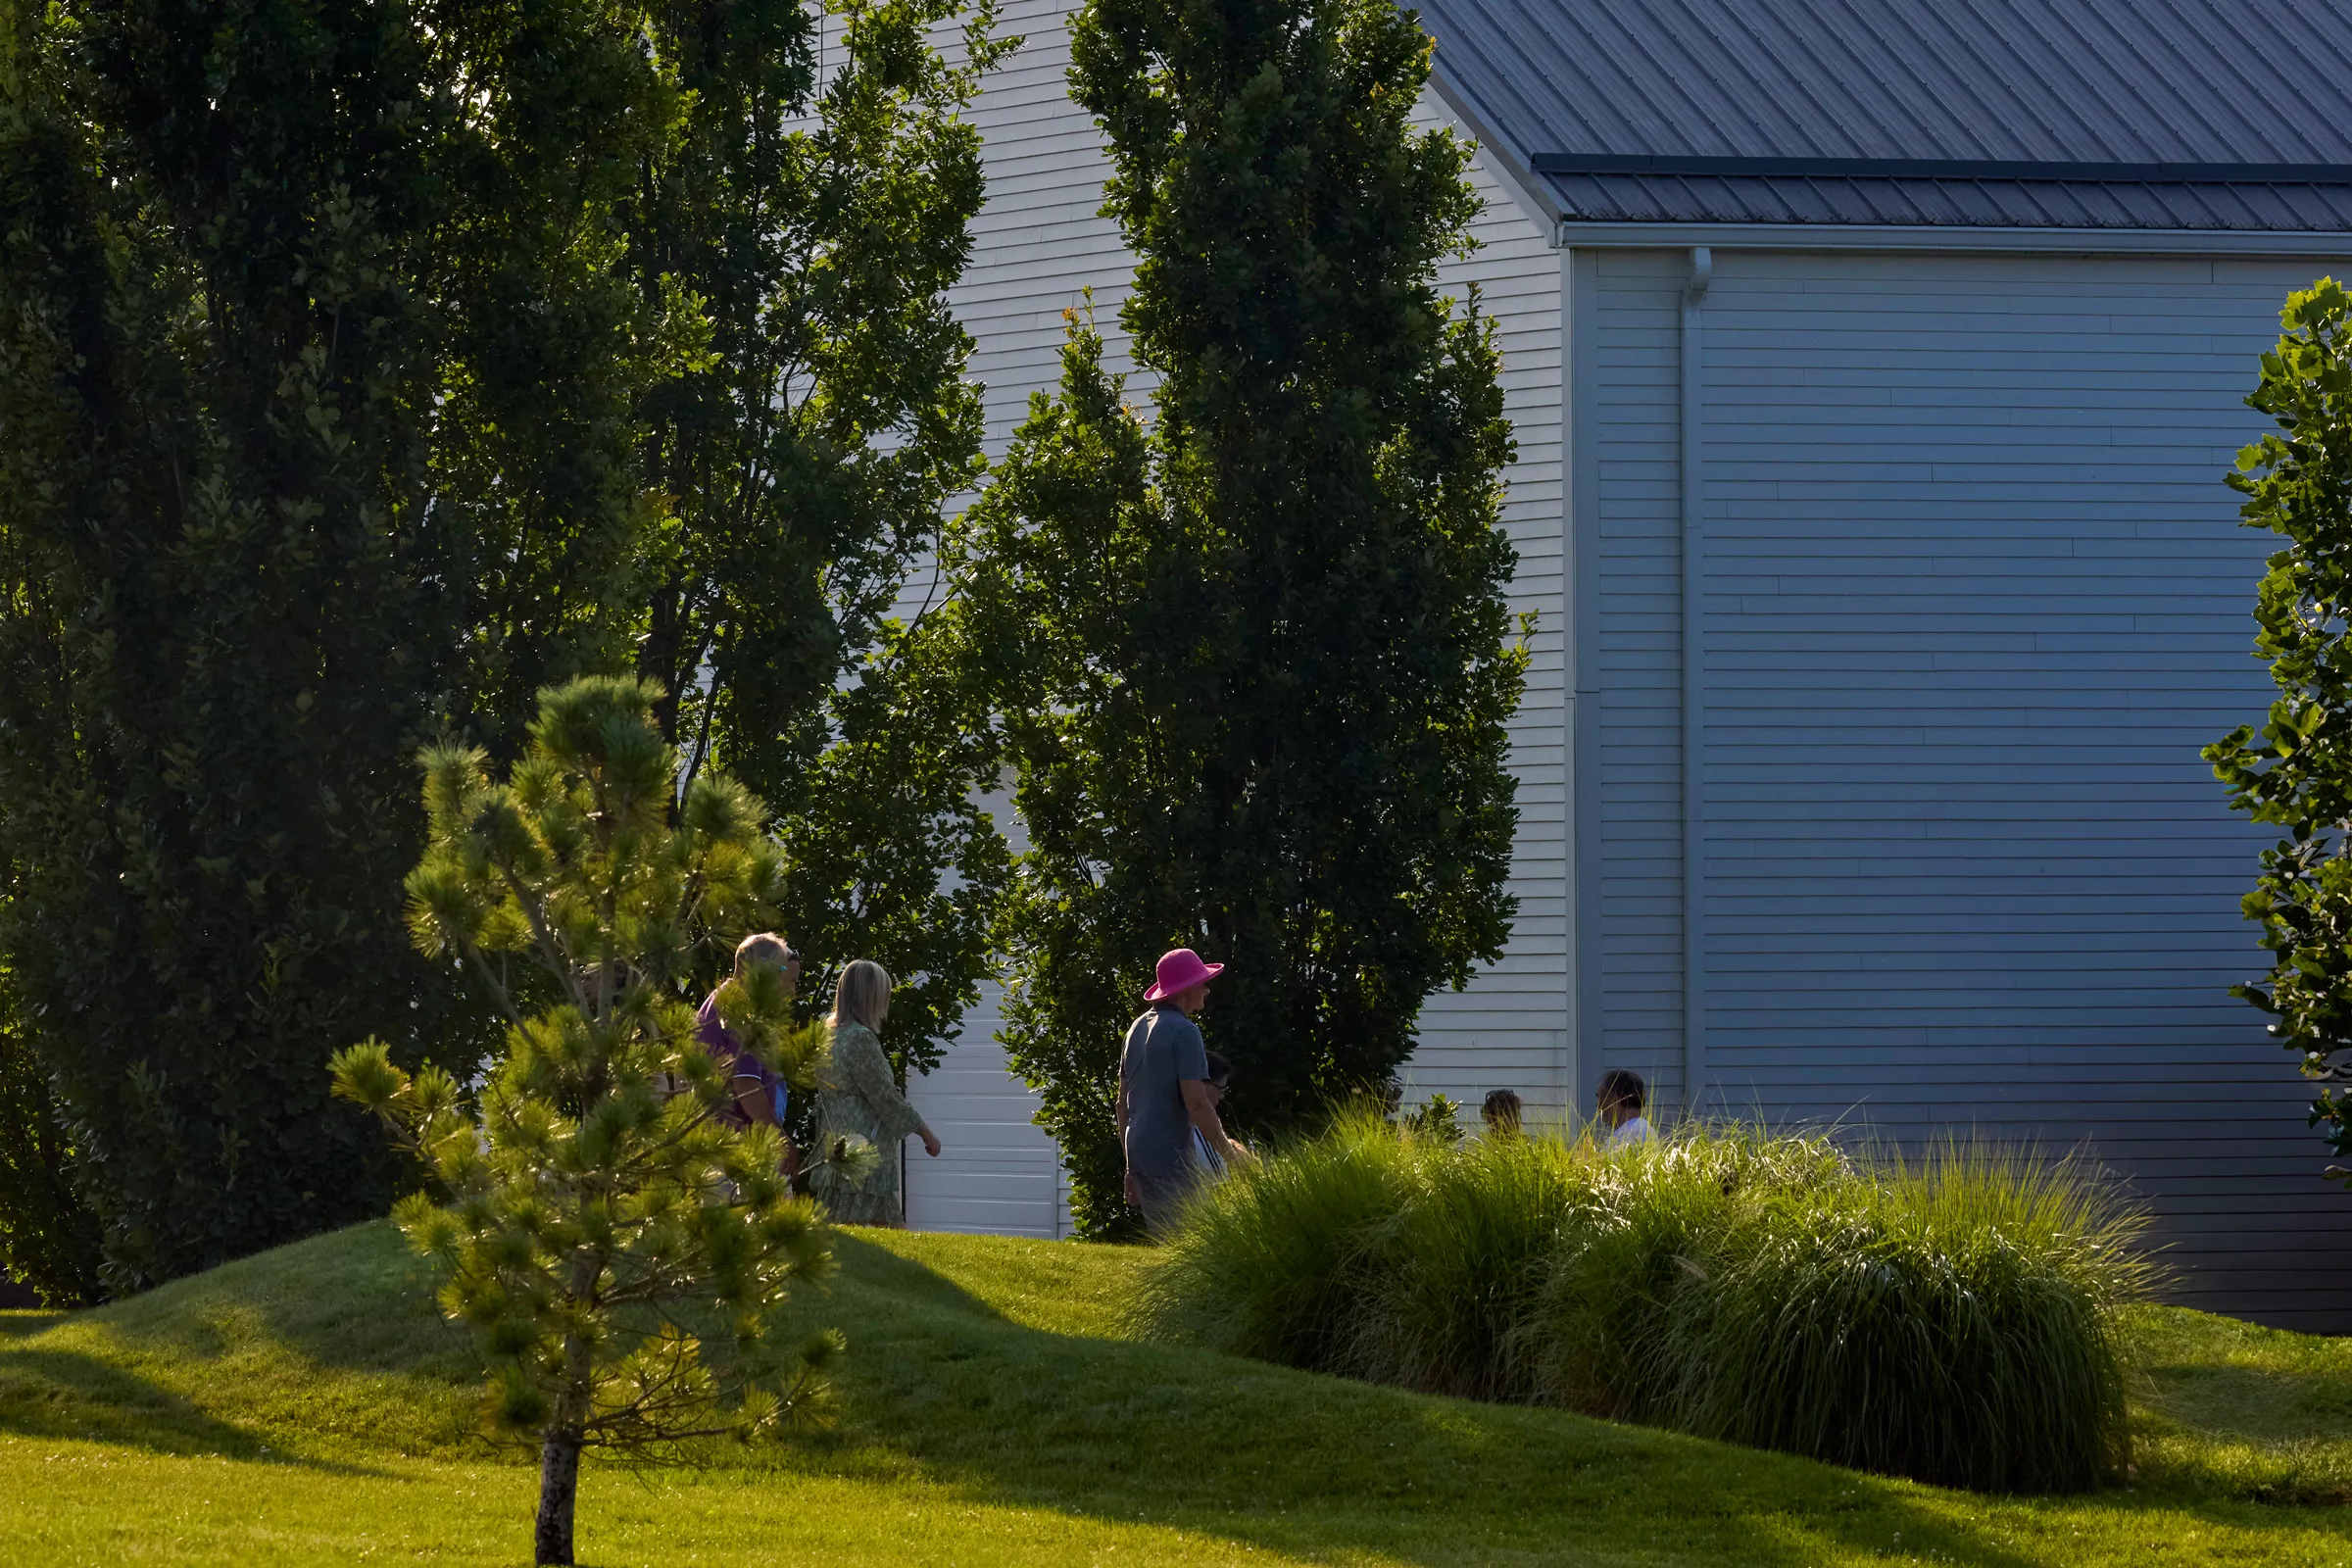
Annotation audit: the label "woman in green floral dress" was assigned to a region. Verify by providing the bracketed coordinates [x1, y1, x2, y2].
[814, 959, 940, 1227]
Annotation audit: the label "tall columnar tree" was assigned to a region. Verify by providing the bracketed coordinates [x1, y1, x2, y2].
[0, 0, 1007, 1288]
[424, 0, 696, 747]
[0, 0, 680, 1290]
[334, 676, 850, 1568]
[0, 0, 471, 1291]
[0, 238, 100, 1302]
[939, 0, 1524, 1234]
[2207, 276, 2352, 1181]
[626, 0, 1011, 1076]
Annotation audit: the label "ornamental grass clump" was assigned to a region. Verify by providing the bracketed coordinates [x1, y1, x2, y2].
[1348, 1129, 1585, 1400]
[1139, 1108, 1426, 1368]
[1530, 1128, 1852, 1423]
[1654, 1143, 2148, 1493]
[1146, 1119, 2151, 1493]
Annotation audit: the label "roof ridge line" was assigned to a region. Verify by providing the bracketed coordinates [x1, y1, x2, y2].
[1532, 153, 2352, 183]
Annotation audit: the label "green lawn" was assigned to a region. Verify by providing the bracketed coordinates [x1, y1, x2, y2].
[0, 1222, 2347, 1565]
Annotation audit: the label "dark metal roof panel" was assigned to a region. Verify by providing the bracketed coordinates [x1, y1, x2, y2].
[1540, 172, 2352, 229]
[1420, 0, 2352, 230]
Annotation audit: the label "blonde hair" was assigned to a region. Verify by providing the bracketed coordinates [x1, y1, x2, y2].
[829, 959, 892, 1032]
[735, 932, 794, 978]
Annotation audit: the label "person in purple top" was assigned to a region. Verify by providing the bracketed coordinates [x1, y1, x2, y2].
[1117, 948, 1253, 1235]
[698, 932, 799, 1129]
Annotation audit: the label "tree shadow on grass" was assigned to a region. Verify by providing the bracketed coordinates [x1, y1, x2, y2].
[79, 1222, 470, 1382]
[2141, 1354, 2352, 1446]
[0, 1311, 65, 1343]
[776, 1236, 2352, 1568]
[0, 1342, 396, 1476]
[2134, 1364, 2352, 1507]
[0, 1226, 473, 1465]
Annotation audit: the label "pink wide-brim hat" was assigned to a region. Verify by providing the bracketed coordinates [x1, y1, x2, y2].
[1145, 947, 1225, 1002]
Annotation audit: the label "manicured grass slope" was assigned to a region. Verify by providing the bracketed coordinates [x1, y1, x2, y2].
[0, 1223, 2345, 1566]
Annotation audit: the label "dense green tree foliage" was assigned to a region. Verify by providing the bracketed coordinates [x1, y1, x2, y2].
[626, 0, 1011, 1076]
[0, 930, 101, 1305]
[425, 0, 692, 743]
[940, 0, 1524, 1234]
[0, 0, 1003, 1289]
[334, 677, 849, 1568]
[2207, 276, 2352, 1180]
[0, 0, 496, 1291]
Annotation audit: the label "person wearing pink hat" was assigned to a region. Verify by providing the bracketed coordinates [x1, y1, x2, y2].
[1117, 947, 1253, 1234]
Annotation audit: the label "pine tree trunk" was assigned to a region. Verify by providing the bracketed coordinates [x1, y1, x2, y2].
[535, 1426, 583, 1566]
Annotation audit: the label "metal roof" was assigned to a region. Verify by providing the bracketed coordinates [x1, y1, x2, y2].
[1418, 0, 2352, 230]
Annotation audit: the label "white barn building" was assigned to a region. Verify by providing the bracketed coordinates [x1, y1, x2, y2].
[902, 0, 2352, 1331]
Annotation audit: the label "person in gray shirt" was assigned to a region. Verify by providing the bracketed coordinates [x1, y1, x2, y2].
[1117, 948, 1253, 1234]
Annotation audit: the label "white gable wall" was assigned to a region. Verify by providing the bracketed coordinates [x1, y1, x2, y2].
[901, 0, 1571, 1231]
[1391, 114, 1569, 1134]
[898, 0, 1121, 1239]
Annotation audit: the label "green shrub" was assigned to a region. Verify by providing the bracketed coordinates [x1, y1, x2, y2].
[1139, 1109, 1427, 1369]
[1687, 1145, 2141, 1491]
[1350, 1130, 1580, 1399]
[1145, 1120, 2152, 1494]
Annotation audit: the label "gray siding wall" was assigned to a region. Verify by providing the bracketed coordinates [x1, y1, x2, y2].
[1584, 252, 1690, 1116]
[1394, 125, 1572, 1128]
[1578, 246, 2352, 1330]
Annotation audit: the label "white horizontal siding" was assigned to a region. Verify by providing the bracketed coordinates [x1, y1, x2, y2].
[951, 0, 1137, 452]
[1398, 94, 1572, 1131]
[903, 977, 1068, 1237]
[903, 0, 1122, 1234]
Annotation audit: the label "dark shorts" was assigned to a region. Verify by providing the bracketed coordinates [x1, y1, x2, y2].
[1131, 1168, 1201, 1237]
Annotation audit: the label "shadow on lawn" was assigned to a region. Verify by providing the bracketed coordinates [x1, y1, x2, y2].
[2133, 1359, 2352, 1507]
[2141, 1354, 2352, 1445]
[0, 1226, 466, 1468]
[0, 1311, 65, 1343]
[105, 1222, 471, 1382]
[0, 1342, 391, 1476]
[792, 1236, 2351, 1568]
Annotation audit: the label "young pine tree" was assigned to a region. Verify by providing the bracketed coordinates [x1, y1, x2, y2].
[332, 677, 857, 1568]
[940, 0, 1524, 1234]
[2207, 276, 2352, 1181]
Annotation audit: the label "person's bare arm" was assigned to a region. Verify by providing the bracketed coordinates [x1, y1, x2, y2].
[1181, 1079, 1252, 1167]
[1116, 1043, 1137, 1202]
[734, 1078, 777, 1126]
[734, 1075, 792, 1175]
